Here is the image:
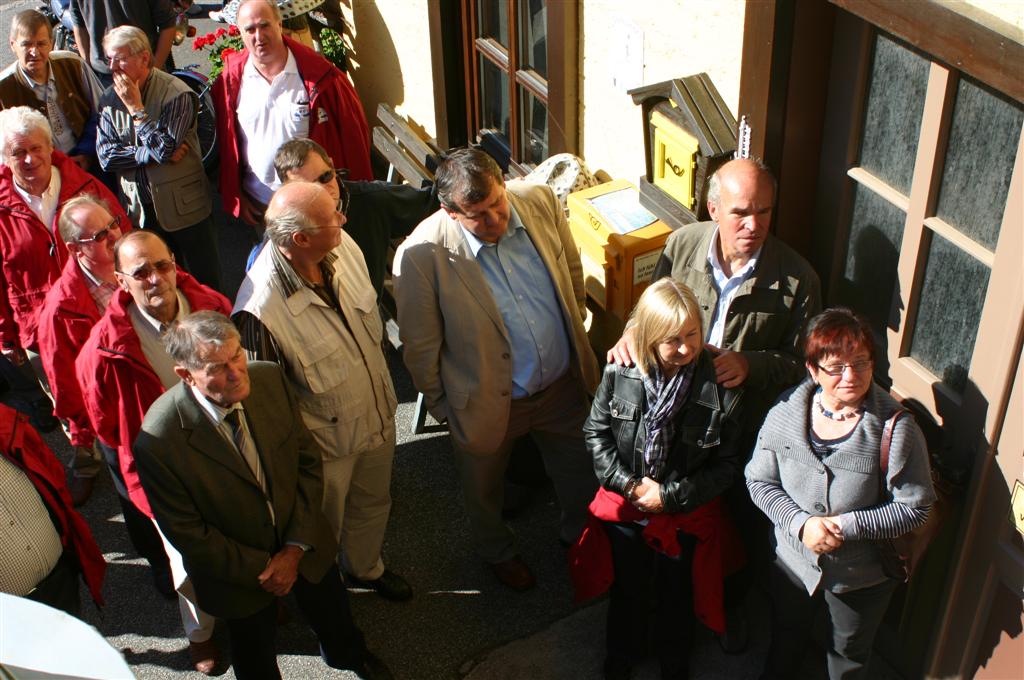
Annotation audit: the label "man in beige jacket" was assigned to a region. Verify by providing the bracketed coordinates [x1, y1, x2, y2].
[393, 148, 599, 590]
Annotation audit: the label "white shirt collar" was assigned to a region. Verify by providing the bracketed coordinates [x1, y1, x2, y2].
[130, 289, 187, 333]
[243, 48, 299, 81]
[190, 384, 243, 427]
[12, 165, 61, 227]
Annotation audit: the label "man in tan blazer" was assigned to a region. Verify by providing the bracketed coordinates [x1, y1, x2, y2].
[393, 148, 599, 590]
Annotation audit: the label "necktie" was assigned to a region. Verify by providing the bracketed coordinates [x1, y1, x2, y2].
[225, 408, 264, 492]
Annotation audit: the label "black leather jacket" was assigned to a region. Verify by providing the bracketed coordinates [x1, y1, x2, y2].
[583, 349, 744, 514]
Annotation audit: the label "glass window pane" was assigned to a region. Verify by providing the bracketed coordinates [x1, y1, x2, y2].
[934, 77, 1024, 250]
[909, 232, 991, 392]
[837, 183, 907, 383]
[478, 0, 509, 48]
[519, 86, 548, 165]
[520, 0, 547, 78]
[479, 56, 511, 144]
[858, 34, 930, 195]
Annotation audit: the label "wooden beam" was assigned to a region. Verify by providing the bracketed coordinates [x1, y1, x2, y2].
[371, 127, 432, 185]
[830, 0, 1024, 103]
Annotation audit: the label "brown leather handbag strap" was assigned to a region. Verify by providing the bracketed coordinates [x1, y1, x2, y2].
[880, 408, 910, 479]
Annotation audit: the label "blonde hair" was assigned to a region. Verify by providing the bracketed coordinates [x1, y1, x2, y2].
[629, 278, 703, 375]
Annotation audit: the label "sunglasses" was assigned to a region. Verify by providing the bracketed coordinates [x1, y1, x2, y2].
[314, 168, 351, 215]
[119, 258, 175, 281]
[74, 215, 122, 244]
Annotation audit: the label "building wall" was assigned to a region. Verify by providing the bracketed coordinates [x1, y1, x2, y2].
[579, 1, 746, 180]
[343, 0, 439, 138]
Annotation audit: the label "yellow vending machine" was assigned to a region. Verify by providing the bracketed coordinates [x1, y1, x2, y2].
[568, 179, 676, 323]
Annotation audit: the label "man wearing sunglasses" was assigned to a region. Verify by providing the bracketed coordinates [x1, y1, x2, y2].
[76, 230, 232, 674]
[37, 196, 176, 596]
[37, 195, 123, 508]
[270, 138, 438, 300]
[233, 181, 411, 603]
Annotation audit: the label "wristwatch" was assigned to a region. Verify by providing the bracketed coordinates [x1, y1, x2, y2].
[130, 110, 147, 122]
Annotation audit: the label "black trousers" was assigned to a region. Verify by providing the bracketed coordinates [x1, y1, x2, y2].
[762, 558, 897, 680]
[97, 440, 170, 575]
[27, 550, 80, 617]
[226, 566, 366, 680]
[604, 521, 696, 679]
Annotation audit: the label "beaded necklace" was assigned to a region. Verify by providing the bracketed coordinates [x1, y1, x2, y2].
[813, 386, 863, 421]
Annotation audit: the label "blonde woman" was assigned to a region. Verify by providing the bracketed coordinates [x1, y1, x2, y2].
[577, 278, 746, 680]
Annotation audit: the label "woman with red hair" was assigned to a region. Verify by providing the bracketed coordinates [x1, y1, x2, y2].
[746, 307, 935, 680]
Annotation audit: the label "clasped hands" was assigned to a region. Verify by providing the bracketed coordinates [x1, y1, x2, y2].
[627, 476, 664, 514]
[801, 516, 844, 554]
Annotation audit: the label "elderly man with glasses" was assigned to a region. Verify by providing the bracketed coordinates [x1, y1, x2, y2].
[233, 181, 411, 602]
[96, 25, 221, 292]
[76, 230, 231, 674]
[267, 137, 438, 300]
[37, 195, 126, 508]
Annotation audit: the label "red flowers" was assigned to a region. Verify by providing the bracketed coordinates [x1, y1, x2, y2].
[191, 28, 245, 80]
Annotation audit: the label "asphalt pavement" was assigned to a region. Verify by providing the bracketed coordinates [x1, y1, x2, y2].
[0, 3, 774, 678]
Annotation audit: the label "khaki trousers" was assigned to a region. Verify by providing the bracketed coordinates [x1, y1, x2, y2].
[321, 428, 396, 581]
[454, 372, 597, 563]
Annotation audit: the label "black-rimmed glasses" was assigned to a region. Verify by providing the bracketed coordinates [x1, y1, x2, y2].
[817, 360, 872, 376]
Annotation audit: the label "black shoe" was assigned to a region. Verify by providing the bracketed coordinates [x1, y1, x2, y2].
[346, 568, 413, 602]
[151, 565, 176, 600]
[717, 606, 749, 654]
[351, 651, 393, 680]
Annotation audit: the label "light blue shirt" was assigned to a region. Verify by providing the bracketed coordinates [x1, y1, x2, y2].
[706, 228, 761, 347]
[459, 205, 571, 398]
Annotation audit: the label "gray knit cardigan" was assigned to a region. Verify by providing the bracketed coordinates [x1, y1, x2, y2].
[745, 379, 935, 594]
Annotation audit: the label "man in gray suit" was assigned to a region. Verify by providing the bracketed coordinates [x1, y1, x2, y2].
[393, 148, 600, 590]
[133, 311, 389, 680]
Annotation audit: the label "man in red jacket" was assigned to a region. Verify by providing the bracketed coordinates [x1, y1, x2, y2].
[37, 195, 174, 598]
[76, 230, 231, 675]
[0, 106, 128, 496]
[0, 385, 105, 617]
[212, 0, 372, 227]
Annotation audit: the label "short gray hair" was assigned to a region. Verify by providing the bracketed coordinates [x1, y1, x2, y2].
[435, 147, 503, 212]
[707, 157, 775, 208]
[163, 311, 240, 371]
[0, 106, 52, 157]
[102, 25, 152, 57]
[264, 205, 316, 248]
[58, 194, 114, 244]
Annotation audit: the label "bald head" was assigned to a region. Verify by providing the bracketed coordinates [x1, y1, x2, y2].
[113, 231, 179, 322]
[706, 158, 776, 265]
[264, 181, 345, 251]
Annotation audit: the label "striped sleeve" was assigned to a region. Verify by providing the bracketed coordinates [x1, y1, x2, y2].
[839, 502, 930, 540]
[747, 479, 811, 539]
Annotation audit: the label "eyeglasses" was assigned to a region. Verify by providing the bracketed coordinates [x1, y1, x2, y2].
[73, 216, 122, 244]
[314, 168, 351, 215]
[119, 259, 175, 281]
[817, 360, 873, 376]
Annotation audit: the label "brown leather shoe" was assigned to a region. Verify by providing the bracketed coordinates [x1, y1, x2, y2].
[188, 638, 223, 676]
[68, 475, 96, 507]
[489, 556, 536, 591]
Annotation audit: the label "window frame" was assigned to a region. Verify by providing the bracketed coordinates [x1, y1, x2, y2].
[460, 0, 578, 168]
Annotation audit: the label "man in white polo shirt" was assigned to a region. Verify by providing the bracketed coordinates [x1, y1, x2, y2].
[212, 0, 372, 228]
